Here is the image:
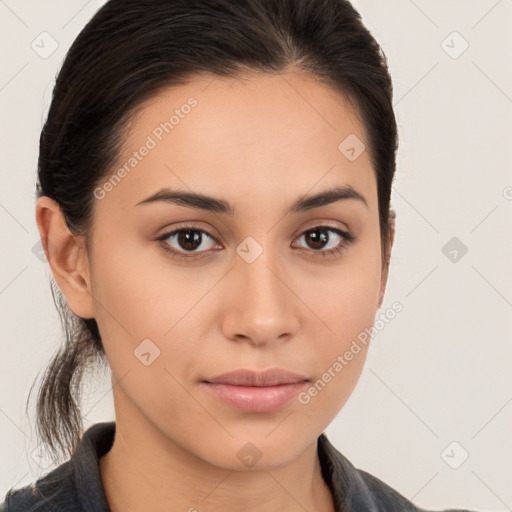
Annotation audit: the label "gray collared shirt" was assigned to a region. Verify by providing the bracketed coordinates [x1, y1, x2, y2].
[1, 422, 476, 511]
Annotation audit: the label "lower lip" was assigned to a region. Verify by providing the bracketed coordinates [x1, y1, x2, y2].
[202, 381, 308, 413]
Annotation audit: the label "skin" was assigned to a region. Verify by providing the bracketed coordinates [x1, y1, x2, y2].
[36, 69, 394, 512]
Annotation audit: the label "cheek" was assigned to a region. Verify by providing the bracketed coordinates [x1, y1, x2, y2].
[296, 293, 373, 428]
[89, 230, 188, 337]
[88, 240, 203, 424]
[301, 231, 382, 343]
[294, 235, 381, 418]
[89, 234, 218, 393]
[298, 344, 369, 422]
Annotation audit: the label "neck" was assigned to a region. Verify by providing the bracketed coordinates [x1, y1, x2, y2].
[99, 410, 335, 512]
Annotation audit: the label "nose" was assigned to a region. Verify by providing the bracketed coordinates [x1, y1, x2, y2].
[220, 245, 300, 348]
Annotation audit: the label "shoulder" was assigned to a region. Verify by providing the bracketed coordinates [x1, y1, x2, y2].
[0, 460, 78, 512]
[355, 467, 476, 512]
[318, 433, 478, 512]
[1, 422, 115, 512]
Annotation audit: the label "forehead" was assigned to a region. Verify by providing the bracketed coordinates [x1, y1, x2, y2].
[100, 71, 376, 213]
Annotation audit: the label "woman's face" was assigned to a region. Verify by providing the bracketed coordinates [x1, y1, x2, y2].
[77, 71, 390, 468]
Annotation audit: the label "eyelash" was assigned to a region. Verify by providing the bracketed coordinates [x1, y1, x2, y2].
[156, 223, 355, 261]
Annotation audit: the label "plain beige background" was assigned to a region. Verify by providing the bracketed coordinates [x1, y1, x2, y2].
[1, 1, 511, 510]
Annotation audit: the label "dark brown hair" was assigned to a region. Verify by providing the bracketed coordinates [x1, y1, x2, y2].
[30, 0, 398, 463]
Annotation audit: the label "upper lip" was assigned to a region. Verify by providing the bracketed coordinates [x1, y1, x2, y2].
[204, 368, 309, 386]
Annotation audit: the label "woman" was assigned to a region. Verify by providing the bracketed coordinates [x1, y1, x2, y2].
[1, 0, 477, 510]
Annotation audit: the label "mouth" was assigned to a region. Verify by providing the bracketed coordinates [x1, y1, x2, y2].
[201, 368, 309, 413]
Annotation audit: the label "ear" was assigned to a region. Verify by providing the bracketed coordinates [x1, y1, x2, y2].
[35, 196, 95, 319]
[377, 209, 396, 310]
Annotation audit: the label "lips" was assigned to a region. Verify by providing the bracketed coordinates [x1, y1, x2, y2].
[202, 368, 309, 413]
[203, 368, 309, 387]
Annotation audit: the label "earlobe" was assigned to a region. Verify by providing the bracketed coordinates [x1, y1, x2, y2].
[35, 196, 95, 319]
[377, 210, 396, 309]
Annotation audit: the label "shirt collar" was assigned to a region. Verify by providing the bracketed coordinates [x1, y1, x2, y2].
[72, 421, 115, 511]
[66, 422, 379, 511]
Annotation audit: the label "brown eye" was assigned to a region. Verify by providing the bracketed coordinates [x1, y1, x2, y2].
[293, 226, 355, 257]
[157, 226, 219, 259]
[157, 224, 355, 261]
[175, 229, 205, 251]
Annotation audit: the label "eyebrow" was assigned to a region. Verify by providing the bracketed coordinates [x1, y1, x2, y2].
[135, 185, 368, 214]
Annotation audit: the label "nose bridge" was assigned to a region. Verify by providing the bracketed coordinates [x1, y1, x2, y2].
[223, 233, 297, 342]
[235, 233, 286, 307]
